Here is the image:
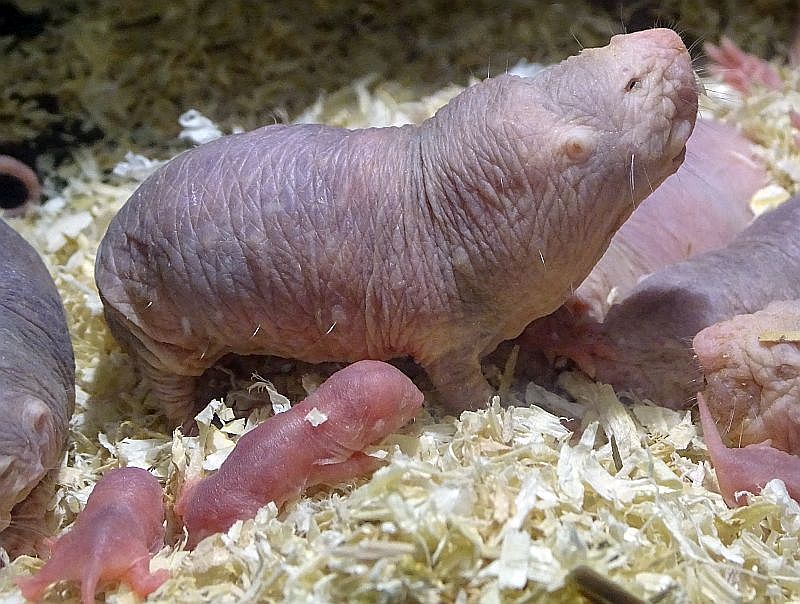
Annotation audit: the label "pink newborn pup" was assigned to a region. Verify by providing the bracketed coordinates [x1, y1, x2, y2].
[16, 467, 168, 604]
[698, 392, 800, 508]
[176, 360, 423, 547]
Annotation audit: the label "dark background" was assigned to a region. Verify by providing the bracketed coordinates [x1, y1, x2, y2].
[1, 0, 796, 168]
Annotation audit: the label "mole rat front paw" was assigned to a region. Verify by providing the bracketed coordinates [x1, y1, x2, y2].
[425, 358, 494, 413]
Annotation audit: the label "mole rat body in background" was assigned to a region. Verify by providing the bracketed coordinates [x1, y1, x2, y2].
[95, 29, 697, 423]
[0, 219, 75, 555]
[561, 196, 800, 410]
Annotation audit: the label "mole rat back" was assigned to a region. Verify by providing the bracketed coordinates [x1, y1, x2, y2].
[95, 28, 697, 422]
[0, 219, 75, 554]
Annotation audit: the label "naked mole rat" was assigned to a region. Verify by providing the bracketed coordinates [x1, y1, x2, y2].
[16, 467, 168, 604]
[95, 29, 698, 423]
[0, 219, 75, 555]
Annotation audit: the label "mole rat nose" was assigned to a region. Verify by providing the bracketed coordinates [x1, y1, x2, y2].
[610, 28, 686, 52]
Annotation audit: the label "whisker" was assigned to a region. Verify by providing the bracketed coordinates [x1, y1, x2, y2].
[628, 153, 636, 210]
[642, 164, 655, 196]
[687, 35, 707, 55]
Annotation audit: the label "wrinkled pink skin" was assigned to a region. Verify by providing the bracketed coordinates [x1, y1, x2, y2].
[704, 36, 782, 94]
[515, 118, 763, 378]
[565, 118, 761, 322]
[698, 393, 800, 508]
[176, 360, 423, 548]
[0, 155, 41, 217]
[540, 196, 800, 409]
[15, 467, 168, 604]
[693, 300, 800, 455]
[95, 29, 697, 424]
[0, 219, 75, 556]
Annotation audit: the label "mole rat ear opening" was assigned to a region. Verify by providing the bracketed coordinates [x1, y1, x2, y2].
[559, 126, 596, 164]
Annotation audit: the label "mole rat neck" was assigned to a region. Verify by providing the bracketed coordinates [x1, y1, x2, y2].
[414, 75, 555, 287]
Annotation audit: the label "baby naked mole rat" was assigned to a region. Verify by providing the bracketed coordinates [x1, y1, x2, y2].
[95, 28, 698, 424]
[176, 360, 424, 547]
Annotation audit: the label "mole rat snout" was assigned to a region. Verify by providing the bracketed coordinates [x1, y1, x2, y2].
[612, 28, 698, 176]
[610, 27, 688, 53]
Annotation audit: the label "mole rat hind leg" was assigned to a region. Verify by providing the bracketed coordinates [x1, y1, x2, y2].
[139, 361, 200, 428]
[103, 307, 202, 427]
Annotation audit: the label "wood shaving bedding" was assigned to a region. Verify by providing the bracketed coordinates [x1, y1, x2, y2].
[2, 62, 800, 602]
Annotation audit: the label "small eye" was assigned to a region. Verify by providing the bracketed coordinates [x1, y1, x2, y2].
[625, 78, 642, 92]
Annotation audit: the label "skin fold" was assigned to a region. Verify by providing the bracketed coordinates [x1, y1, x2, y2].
[95, 29, 697, 423]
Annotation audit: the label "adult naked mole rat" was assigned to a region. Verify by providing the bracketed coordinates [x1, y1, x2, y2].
[0, 219, 74, 555]
[95, 29, 697, 423]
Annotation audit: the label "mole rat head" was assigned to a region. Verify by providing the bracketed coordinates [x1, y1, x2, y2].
[320, 361, 424, 452]
[505, 28, 698, 235]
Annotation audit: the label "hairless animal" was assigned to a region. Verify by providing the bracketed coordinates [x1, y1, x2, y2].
[95, 29, 697, 423]
[175, 360, 423, 547]
[15, 467, 168, 604]
[694, 300, 800, 455]
[549, 196, 800, 410]
[0, 219, 74, 556]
